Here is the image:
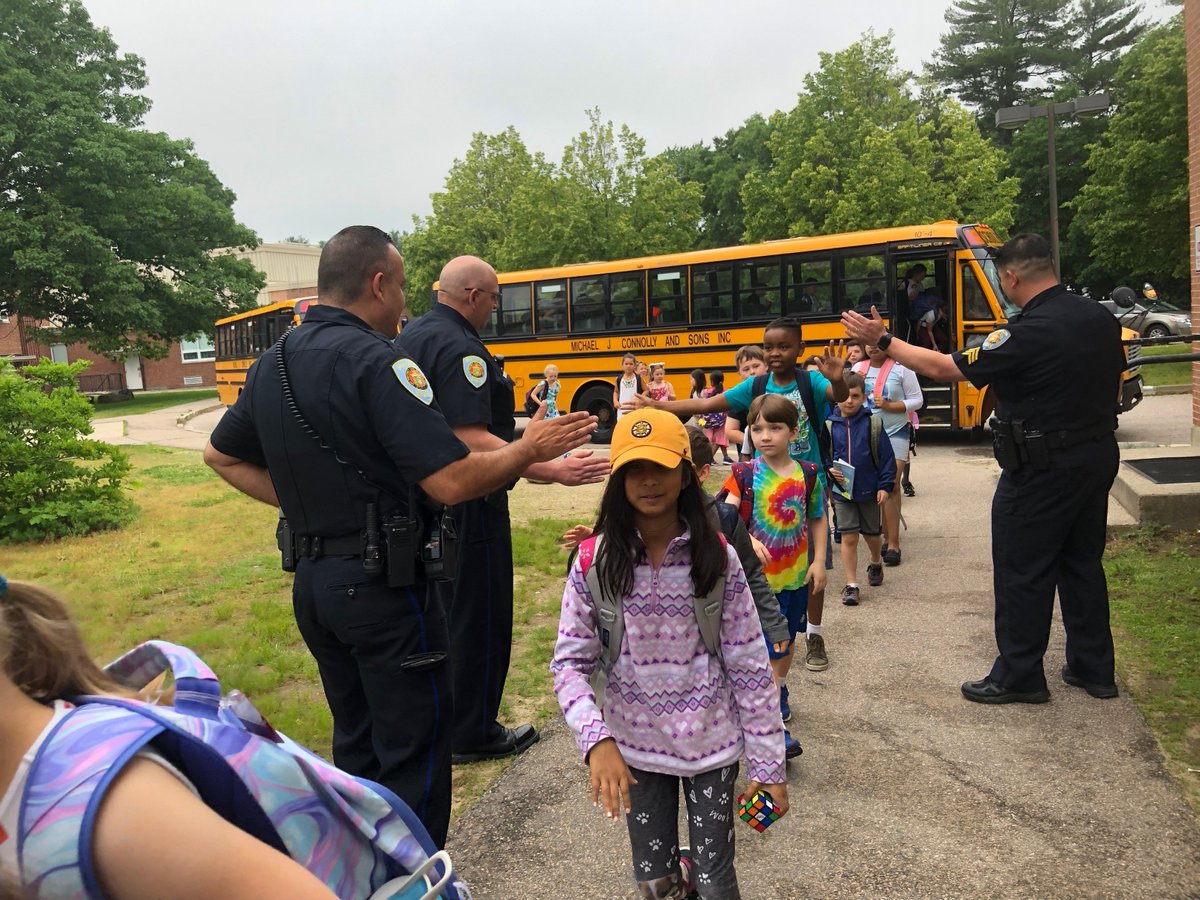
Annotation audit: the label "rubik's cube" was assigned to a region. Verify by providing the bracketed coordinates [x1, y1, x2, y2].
[737, 790, 780, 832]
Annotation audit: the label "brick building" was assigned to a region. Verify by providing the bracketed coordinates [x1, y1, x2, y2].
[0, 242, 320, 392]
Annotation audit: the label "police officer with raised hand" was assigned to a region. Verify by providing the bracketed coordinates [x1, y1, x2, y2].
[398, 255, 609, 765]
[841, 234, 1124, 706]
[203, 227, 597, 847]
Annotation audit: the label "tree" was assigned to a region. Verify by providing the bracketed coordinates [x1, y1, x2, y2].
[660, 114, 773, 248]
[398, 111, 701, 306]
[1070, 16, 1187, 301]
[0, 0, 263, 357]
[928, 0, 1073, 142]
[0, 358, 135, 542]
[741, 33, 1016, 241]
[1061, 0, 1146, 95]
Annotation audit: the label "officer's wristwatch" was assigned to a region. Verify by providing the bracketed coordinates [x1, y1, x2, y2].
[877, 332, 894, 351]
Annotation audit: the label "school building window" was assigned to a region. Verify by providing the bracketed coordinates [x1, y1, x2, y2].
[181, 334, 216, 363]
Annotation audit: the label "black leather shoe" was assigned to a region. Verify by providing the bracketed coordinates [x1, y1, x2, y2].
[1061, 665, 1118, 699]
[451, 724, 539, 764]
[960, 677, 1049, 704]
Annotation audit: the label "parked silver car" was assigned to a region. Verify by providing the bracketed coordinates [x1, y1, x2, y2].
[1099, 284, 1191, 339]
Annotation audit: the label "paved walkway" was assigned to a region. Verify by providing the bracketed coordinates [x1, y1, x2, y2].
[103, 394, 1200, 897]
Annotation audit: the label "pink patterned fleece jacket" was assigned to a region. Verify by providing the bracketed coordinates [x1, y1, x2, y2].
[551, 533, 785, 785]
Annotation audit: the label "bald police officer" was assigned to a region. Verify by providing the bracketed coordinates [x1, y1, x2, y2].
[398, 255, 609, 763]
[204, 227, 597, 845]
[842, 234, 1123, 705]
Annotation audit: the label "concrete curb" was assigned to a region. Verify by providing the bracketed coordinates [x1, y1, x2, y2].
[176, 403, 224, 426]
[1144, 384, 1190, 396]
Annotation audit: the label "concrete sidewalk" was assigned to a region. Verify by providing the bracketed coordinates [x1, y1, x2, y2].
[447, 433, 1200, 898]
[90, 400, 226, 451]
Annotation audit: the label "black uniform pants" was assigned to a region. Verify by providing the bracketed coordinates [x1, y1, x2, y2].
[988, 438, 1119, 693]
[292, 555, 453, 847]
[436, 491, 514, 751]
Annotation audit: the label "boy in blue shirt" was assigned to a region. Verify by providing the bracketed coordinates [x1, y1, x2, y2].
[640, 316, 847, 671]
[825, 372, 896, 605]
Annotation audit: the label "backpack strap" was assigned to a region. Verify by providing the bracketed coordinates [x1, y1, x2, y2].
[800, 372, 833, 468]
[693, 534, 728, 662]
[750, 373, 770, 398]
[105, 640, 222, 718]
[799, 460, 818, 508]
[20, 704, 165, 899]
[579, 535, 621, 710]
[727, 461, 754, 526]
[869, 413, 883, 470]
[872, 359, 896, 402]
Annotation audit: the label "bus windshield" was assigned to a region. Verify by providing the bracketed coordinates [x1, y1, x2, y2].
[979, 257, 1021, 320]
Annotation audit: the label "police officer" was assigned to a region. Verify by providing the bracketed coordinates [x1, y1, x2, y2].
[842, 234, 1124, 705]
[203, 228, 597, 845]
[398, 255, 609, 763]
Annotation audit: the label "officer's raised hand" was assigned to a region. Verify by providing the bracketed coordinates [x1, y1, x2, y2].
[521, 402, 598, 461]
[842, 305, 888, 345]
[551, 449, 609, 486]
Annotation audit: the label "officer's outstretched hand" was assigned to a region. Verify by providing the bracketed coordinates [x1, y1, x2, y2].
[842, 305, 888, 345]
[553, 450, 609, 486]
[522, 405, 597, 462]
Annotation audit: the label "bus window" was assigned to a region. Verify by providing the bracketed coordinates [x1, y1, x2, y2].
[692, 263, 733, 323]
[650, 268, 687, 326]
[839, 252, 887, 312]
[738, 259, 781, 319]
[961, 264, 992, 321]
[610, 272, 646, 329]
[535, 280, 567, 334]
[784, 255, 833, 316]
[571, 276, 608, 332]
[500, 283, 532, 336]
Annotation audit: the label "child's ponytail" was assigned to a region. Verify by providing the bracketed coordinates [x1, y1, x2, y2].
[0, 577, 129, 702]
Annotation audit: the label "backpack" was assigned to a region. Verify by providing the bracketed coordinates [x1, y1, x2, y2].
[523, 380, 546, 416]
[854, 359, 919, 429]
[715, 459, 818, 530]
[824, 412, 884, 470]
[749, 373, 832, 468]
[577, 534, 725, 709]
[19, 641, 465, 900]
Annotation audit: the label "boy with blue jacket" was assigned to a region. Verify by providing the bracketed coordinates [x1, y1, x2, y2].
[826, 372, 896, 605]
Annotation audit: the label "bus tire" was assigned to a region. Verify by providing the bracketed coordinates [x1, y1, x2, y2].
[574, 383, 617, 444]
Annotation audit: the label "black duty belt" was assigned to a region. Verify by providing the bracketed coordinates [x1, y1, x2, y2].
[296, 533, 361, 558]
[1042, 422, 1116, 450]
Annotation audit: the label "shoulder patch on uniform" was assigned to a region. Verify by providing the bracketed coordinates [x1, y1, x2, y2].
[392, 358, 433, 405]
[982, 329, 1011, 351]
[462, 354, 488, 389]
[961, 346, 981, 366]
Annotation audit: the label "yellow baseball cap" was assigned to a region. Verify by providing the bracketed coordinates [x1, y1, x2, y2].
[610, 409, 692, 474]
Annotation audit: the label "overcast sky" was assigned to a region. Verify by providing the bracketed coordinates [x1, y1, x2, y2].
[81, 0, 1175, 246]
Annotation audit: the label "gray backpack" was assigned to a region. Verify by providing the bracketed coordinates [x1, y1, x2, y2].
[578, 533, 726, 708]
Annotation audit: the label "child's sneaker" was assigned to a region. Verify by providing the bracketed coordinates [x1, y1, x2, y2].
[779, 684, 792, 723]
[841, 585, 860, 606]
[679, 848, 699, 897]
[867, 563, 884, 587]
[805, 634, 828, 671]
[784, 729, 803, 759]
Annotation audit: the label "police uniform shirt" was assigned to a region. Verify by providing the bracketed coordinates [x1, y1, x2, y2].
[950, 284, 1124, 434]
[210, 304, 469, 536]
[397, 303, 516, 442]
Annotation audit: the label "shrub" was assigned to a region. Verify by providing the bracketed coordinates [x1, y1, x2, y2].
[0, 359, 136, 542]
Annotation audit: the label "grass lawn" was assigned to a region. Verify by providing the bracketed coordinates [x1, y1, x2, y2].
[1138, 344, 1194, 387]
[91, 389, 218, 418]
[1105, 528, 1200, 812]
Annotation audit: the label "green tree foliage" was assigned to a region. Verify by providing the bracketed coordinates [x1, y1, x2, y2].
[0, 0, 263, 357]
[741, 33, 1017, 242]
[0, 359, 136, 542]
[1061, 0, 1146, 95]
[659, 114, 773, 248]
[1071, 16, 1187, 300]
[929, 0, 1073, 142]
[398, 110, 701, 308]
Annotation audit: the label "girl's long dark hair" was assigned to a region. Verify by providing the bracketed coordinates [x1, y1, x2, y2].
[592, 463, 725, 602]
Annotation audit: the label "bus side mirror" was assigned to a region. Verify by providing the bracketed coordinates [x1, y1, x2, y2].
[1110, 286, 1137, 310]
[1141, 283, 1157, 302]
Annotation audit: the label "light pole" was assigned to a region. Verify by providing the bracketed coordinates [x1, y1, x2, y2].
[996, 93, 1111, 277]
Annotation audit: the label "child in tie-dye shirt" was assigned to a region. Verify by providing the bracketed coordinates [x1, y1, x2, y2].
[721, 393, 827, 759]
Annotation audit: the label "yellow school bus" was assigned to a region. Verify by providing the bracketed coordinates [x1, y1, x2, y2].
[214, 297, 316, 405]
[468, 222, 1028, 443]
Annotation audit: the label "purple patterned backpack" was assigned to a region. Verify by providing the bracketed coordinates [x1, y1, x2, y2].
[17, 641, 468, 899]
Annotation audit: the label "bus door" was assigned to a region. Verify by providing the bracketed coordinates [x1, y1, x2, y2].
[954, 255, 1004, 429]
[889, 248, 954, 429]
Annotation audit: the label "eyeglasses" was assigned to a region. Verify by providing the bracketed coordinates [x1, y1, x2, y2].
[470, 287, 501, 302]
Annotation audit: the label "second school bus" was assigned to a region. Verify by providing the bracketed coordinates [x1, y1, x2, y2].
[462, 221, 1139, 443]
